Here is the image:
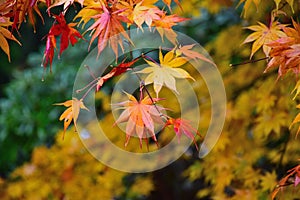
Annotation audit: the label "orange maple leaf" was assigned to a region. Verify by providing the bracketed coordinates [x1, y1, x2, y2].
[113, 92, 165, 148]
[11, 0, 44, 32]
[162, 0, 182, 11]
[78, 2, 132, 59]
[265, 19, 300, 78]
[54, 98, 89, 139]
[132, 2, 163, 29]
[154, 13, 189, 44]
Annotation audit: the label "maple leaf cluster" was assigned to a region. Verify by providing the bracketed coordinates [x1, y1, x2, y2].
[0, 0, 188, 67]
[265, 19, 300, 78]
[0, 0, 43, 61]
[40, 0, 208, 148]
[241, 5, 300, 198]
[56, 45, 206, 148]
[243, 16, 300, 79]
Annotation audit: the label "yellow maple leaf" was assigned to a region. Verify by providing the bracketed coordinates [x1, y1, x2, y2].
[274, 0, 294, 12]
[137, 49, 194, 96]
[54, 98, 89, 138]
[290, 104, 300, 137]
[238, 0, 261, 17]
[260, 171, 277, 192]
[243, 19, 286, 58]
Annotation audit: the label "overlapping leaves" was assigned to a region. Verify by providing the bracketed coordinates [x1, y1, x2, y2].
[243, 19, 286, 58]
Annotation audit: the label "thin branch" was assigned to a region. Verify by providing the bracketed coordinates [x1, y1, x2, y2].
[230, 57, 269, 67]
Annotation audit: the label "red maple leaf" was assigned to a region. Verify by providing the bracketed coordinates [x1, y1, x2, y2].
[272, 163, 300, 199]
[165, 118, 202, 150]
[42, 13, 83, 70]
[96, 58, 139, 91]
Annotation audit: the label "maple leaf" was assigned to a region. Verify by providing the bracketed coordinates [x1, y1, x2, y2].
[164, 118, 202, 150]
[238, 0, 261, 17]
[0, 0, 15, 16]
[289, 104, 300, 137]
[132, 2, 163, 30]
[174, 44, 216, 66]
[42, 13, 83, 69]
[154, 13, 189, 44]
[10, 0, 44, 31]
[96, 58, 139, 91]
[292, 80, 300, 100]
[0, 18, 21, 62]
[54, 98, 89, 139]
[272, 164, 300, 200]
[116, 0, 162, 29]
[274, 0, 294, 12]
[260, 171, 277, 192]
[136, 49, 194, 96]
[48, 0, 84, 11]
[162, 0, 182, 11]
[265, 19, 300, 78]
[243, 19, 286, 58]
[113, 92, 165, 148]
[77, 2, 131, 59]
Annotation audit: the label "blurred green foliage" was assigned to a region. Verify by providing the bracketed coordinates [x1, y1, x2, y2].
[0, 41, 88, 176]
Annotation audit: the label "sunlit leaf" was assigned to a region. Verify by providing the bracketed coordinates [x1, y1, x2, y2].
[76, 2, 131, 59]
[238, 0, 261, 17]
[54, 98, 89, 139]
[243, 19, 286, 58]
[113, 92, 165, 148]
[265, 19, 300, 78]
[136, 49, 194, 96]
[48, 0, 84, 11]
[0, 18, 21, 62]
[164, 118, 202, 150]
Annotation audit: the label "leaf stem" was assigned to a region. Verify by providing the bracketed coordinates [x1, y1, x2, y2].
[229, 57, 269, 67]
